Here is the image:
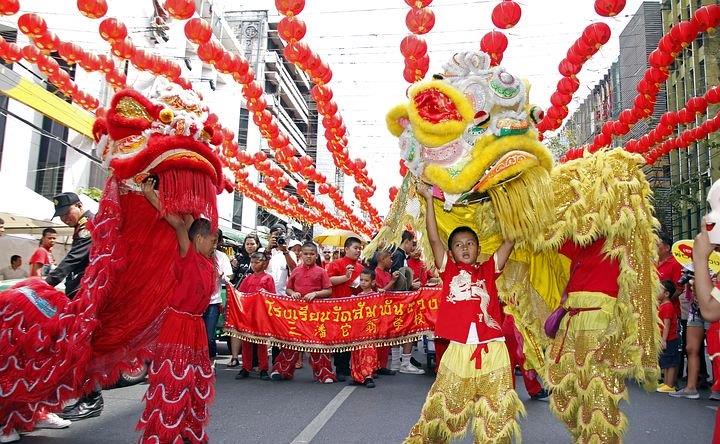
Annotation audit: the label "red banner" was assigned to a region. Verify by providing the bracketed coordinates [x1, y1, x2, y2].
[224, 286, 441, 352]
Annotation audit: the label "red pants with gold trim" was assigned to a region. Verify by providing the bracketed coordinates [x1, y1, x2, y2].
[241, 342, 268, 372]
[272, 349, 336, 382]
[351, 347, 378, 383]
[503, 314, 543, 396]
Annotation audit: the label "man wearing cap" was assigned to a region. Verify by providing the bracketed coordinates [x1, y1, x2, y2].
[46, 192, 104, 422]
[266, 224, 297, 295]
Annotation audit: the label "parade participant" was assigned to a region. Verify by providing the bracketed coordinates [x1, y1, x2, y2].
[502, 312, 549, 401]
[228, 234, 262, 368]
[327, 236, 364, 381]
[407, 247, 440, 287]
[349, 269, 380, 388]
[47, 193, 102, 422]
[406, 183, 520, 443]
[235, 252, 275, 381]
[0, 256, 28, 280]
[28, 228, 56, 277]
[137, 178, 217, 444]
[657, 280, 680, 393]
[270, 242, 336, 383]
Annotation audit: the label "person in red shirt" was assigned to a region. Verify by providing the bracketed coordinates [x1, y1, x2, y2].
[657, 280, 680, 393]
[28, 228, 57, 277]
[270, 242, 337, 383]
[137, 178, 217, 444]
[407, 183, 521, 443]
[407, 247, 440, 287]
[326, 237, 363, 381]
[348, 269, 380, 388]
[374, 251, 400, 291]
[235, 252, 275, 381]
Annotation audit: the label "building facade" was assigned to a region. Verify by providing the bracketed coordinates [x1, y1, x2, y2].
[663, 0, 720, 240]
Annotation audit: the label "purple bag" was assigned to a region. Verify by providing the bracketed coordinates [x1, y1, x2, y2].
[544, 306, 567, 338]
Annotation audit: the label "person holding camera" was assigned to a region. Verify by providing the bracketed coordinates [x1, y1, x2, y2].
[266, 224, 297, 295]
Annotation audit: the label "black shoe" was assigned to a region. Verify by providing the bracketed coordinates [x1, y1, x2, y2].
[235, 369, 250, 380]
[530, 388, 550, 402]
[227, 358, 241, 368]
[58, 393, 103, 421]
[259, 370, 270, 381]
[270, 371, 284, 381]
[364, 377, 376, 388]
[336, 373, 347, 382]
[410, 357, 423, 369]
[377, 367, 396, 376]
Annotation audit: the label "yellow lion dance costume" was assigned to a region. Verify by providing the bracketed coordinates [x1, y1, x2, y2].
[366, 52, 659, 444]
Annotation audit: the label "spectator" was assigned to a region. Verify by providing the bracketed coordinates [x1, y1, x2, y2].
[332, 251, 340, 261]
[235, 252, 275, 380]
[407, 247, 440, 287]
[203, 229, 233, 367]
[266, 224, 297, 295]
[374, 251, 401, 291]
[657, 280, 680, 393]
[228, 233, 262, 368]
[670, 280, 706, 399]
[288, 239, 302, 258]
[656, 232, 687, 377]
[29, 228, 57, 277]
[0, 255, 28, 280]
[270, 242, 336, 383]
[322, 248, 332, 266]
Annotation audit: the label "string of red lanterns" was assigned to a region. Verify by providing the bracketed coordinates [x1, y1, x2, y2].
[644, 109, 720, 165]
[479, 0, 521, 67]
[400, 0, 433, 84]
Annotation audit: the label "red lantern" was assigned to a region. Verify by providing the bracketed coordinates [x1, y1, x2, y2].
[216, 51, 238, 73]
[99, 18, 127, 42]
[405, 53, 430, 72]
[693, 5, 720, 32]
[1, 43, 22, 63]
[197, 40, 223, 64]
[275, 0, 305, 17]
[677, 108, 693, 124]
[311, 85, 333, 102]
[18, 14, 47, 37]
[492, 1, 522, 29]
[612, 121, 629, 135]
[686, 96, 708, 115]
[311, 62, 332, 85]
[164, 61, 182, 80]
[648, 49, 673, 68]
[574, 38, 597, 58]
[131, 50, 152, 70]
[636, 78, 659, 97]
[34, 33, 60, 53]
[550, 92, 571, 108]
[283, 42, 311, 63]
[405, 8, 435, 35]
[404, 0, 432, 7]
[0, 0, 19, 16]
[670, 21, 699, 47]
[400, 35, 427, 58]
[111, 38, 136, 59]
[646, 66, 669, 84]
[58, 42, 83, 64]
[77, 0, 108, 19]
[480, 30, 508, 60]
[557, 76, 580, 95]
[659, 111, 678, 127]
[399, 160, 409, 176]
[21, 45, 41, 62]
[707, 86, 720, 104]
[79, 52, 101, 71]
[594, 0, 626, 17]
[558, 59, 581, 77]
[658, 34, 681, 56]
[582, 22, 611, 47]
[184, 18, 212, 45]
[277, 17, 306, 43]
[164, 0, 195, 20]
[389, 186, 399, 202]
[565, 45, 586, 66]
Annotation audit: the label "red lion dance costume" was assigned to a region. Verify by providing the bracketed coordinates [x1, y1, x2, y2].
[0, 79, 230, 442]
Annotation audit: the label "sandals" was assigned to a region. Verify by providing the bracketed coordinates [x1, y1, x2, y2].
[227, 358, 240, 368]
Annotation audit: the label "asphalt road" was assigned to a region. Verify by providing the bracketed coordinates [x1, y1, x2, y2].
[17, 345, 715, 444]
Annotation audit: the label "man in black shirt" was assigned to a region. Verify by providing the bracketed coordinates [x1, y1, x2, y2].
[47, 193, 104, 422]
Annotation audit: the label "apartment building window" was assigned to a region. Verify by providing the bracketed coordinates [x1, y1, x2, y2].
[232, 191, 243, 230]
[697, 60, 706, 95]
[688, 68, 695, 97]
[238, 107, 249, 147]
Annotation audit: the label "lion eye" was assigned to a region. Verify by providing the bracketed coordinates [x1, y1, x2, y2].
[432, 74, 444, 80]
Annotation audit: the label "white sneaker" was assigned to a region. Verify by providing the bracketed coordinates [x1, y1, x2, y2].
[399, 363, 425, 375]
[0, 430, 19, 443]
[35, 413, 71, 430]
[323, 378, 335, 384]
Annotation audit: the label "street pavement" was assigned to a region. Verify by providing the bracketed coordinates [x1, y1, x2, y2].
[18, 345, 715, 443]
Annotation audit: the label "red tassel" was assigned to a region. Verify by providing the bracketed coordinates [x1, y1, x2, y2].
[157, 169, 218, 229]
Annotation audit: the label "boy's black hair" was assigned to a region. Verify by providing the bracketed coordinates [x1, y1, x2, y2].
[10, 255, 21, 263]
[447, 226, 479, 250]
[658, 232, 673, 248]
[344, 236, 362, 249]
[189, 218, 212, 240]
[660, 280, 676, 299]
[41, 227, 57, 237]
[301, 241, 318, 252]
[376, 250, 391, 261]
[249, 251, 267, 261]
[401, 230, 415, 244]
[360, 268, 376, 280]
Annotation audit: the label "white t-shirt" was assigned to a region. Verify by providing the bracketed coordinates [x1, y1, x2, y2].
[268, 248, 296, 295]
[211, 250, 233, 305]
[0, 266, 28, 280]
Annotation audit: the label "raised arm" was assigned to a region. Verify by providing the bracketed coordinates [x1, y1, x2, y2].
[142, 178, 191, 257]
[693, 220, 720, 321]
[418, 182, 446, 269]
[494, 239, 515, 273]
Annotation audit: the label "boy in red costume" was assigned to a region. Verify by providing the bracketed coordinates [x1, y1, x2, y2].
[137, 177, 217, 444]
[235, 252, 275, 381]
[349, 269, 381, 388]
[406, 183, 521, 443]
[270, 242, 337, 383]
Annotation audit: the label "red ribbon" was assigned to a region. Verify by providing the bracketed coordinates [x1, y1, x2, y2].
[470, 342, 490, 369]
[554, 306, 602, 363]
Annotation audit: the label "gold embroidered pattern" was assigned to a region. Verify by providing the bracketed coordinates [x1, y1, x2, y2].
[116, 97, 152, 121]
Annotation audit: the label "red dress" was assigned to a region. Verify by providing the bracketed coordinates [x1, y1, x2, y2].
[137, 245, 216, 444]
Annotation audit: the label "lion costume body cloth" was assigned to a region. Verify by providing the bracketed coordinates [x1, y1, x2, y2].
[365, 52, 660, 444]
[0, 80, 229, 438]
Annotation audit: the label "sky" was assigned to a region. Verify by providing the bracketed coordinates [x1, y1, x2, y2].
[290, 0, 658, 215]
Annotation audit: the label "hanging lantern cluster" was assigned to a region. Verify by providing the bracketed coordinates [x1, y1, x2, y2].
[537, 22, 611, 134]
[400, 0, 433, 84]
[644, 109, 720, 165]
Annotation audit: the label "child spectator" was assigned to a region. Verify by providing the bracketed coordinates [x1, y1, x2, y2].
[374, 251, 400, 291]
[137, 177, 217, 443]
[235, 252, 276, 381]
[657, 280, 680, 393]
[406, 182, 521, 443]
[349, 269, 380, 388]
[270, 242, 337, 383]
[407, 247, 440, 287]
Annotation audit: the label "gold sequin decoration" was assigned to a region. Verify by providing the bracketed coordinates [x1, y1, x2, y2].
[115, 97, 153, 121]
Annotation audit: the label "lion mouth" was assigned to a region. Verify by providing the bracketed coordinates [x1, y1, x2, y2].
[472, 150, 540, 194]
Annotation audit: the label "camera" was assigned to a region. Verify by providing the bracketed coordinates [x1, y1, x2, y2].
[276, 235, 286, 246]
[678, 268, 694, 286]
